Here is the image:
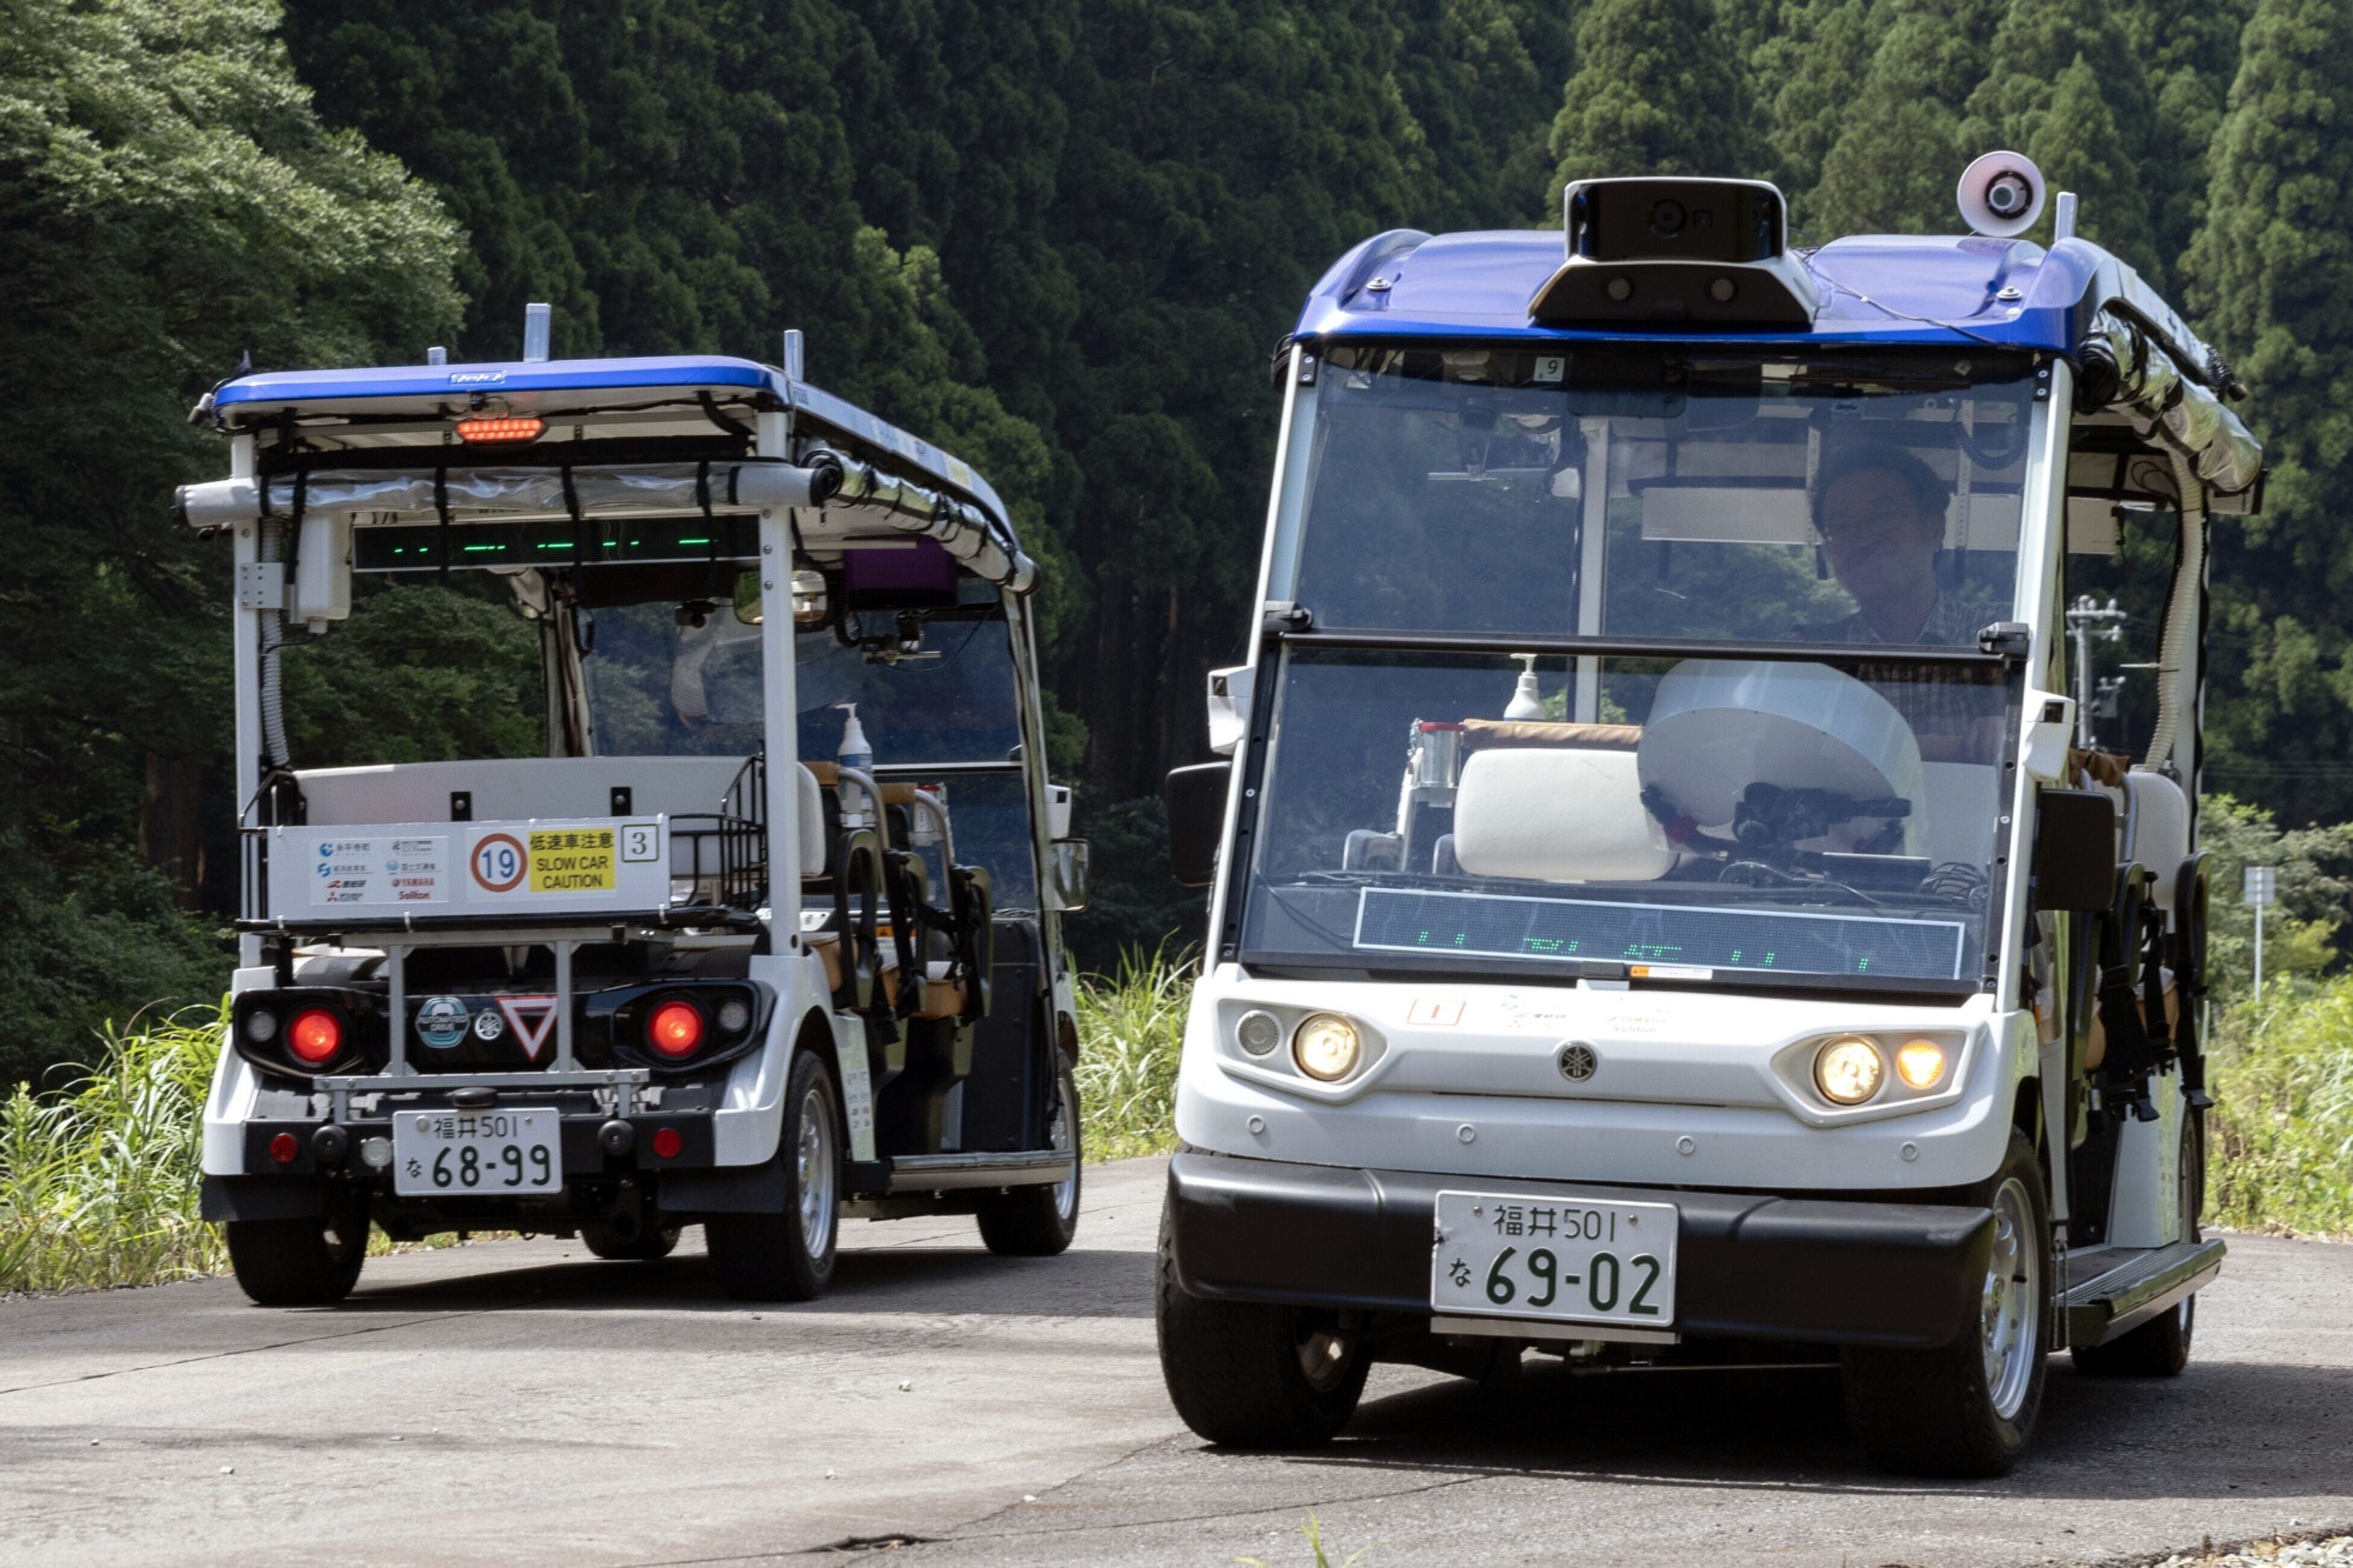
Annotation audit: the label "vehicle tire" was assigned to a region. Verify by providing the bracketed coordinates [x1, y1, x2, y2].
[581, 1220, 683, 1261]
[706, 1049, 841, 1301]
[1842, 1130, 2051, 1477]
[1155, 1208, 1368, 1448]
[977, 1058, 1082, 1257]
[225, 1188, 370, 1307]
[2074, 1108, 2202, 1377]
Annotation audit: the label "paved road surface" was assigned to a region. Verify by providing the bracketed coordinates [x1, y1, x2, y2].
[4, 1157, 2348, 1567]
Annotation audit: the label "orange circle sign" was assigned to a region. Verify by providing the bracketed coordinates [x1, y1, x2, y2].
[471, 832, 527, 893]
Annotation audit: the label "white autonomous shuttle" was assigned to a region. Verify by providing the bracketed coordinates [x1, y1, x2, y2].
[1157, 157, 2262, 1475]
[185, 323, 1089, 1306]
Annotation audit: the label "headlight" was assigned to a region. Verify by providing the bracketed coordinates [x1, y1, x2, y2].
[1235, 1009, 1283, 1056]
[1895, 1038, 1948, 1090]
[1813, 1035, 1885, 1105]
[1292, 1014, 1362, 1081]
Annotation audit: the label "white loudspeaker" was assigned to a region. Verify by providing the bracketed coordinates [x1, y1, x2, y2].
[1956, 151, 2047, 238]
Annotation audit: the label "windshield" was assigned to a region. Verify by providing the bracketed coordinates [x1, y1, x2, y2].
[1285, 344, 2037, 649]
[1238, 647, 2010, 988]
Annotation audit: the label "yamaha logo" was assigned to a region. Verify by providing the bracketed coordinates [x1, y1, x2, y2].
[1557, 1042, 1599, 1083]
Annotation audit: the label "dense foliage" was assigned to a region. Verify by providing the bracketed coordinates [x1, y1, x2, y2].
[4, 0, 2353, 1078]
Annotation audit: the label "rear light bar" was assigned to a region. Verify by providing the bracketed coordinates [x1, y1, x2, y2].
[232, 989, 379, 1078]
[453, 415, 545, 445]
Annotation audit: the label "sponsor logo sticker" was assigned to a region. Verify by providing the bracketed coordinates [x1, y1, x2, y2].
[417, 996, 469, 1049]
[470, 1008, 505, 1043]
[1407, 997, 1465, 1026]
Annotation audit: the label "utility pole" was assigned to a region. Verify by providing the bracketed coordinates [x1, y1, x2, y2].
[2067, 595, 2128, 749]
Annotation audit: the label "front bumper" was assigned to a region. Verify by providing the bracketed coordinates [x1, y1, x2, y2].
[1166, 1150, 1994, 1350]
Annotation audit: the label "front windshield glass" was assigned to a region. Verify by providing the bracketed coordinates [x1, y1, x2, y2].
[1239, 648, 2009, 986]
[1288, 344, 2036, 648]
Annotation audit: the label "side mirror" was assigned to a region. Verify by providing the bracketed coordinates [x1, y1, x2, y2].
[1047, 839, 1090, 912]
[2033, 788, 2117, 912]
[1166, 760, 1232, 888]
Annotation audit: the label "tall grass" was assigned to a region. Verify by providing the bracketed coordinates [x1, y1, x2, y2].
[2208, 979, 2353, 1239]
[1073, 946, 1195, 1162]
[1, 1004, 228, 1293]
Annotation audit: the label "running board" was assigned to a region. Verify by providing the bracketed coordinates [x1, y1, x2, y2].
[885, 1149, 1074, 1194]
[2064, 1236, 2226, 1347]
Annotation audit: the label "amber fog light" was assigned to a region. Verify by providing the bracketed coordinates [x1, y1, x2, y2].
[1896, 1039, 1948, 1090]
[1813, 1035, 1885, 1105]
[1292, 1014, 1362, 1082]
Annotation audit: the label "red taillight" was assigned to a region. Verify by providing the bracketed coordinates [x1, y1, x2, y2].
[268, 1131, 300, 1165]
[651, 1127, 684, 1159]
[287, 1008, 343, 1065]
[646, 1000, 705, 1059]
[453, 415, 545, 445]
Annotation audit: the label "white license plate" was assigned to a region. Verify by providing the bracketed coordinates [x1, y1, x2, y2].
[1430, 1191, 1678, 1327]
[393, 1107, 562, 1197]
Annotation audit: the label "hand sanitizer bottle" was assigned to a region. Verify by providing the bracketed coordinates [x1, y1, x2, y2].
[1504, 653, 1546, 720]
[836, 702, 873, 824]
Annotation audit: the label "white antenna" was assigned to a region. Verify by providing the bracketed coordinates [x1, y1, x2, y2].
[522, 302, 552, 363]
[2052, 191, 2079, 242]
[782, 327, 806, 381]
[426, 346, 447, 366]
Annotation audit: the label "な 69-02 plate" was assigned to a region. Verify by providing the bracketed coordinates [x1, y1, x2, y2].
[1429, 1191, 1678, 1327]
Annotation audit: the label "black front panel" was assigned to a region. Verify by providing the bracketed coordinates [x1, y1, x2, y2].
[958, 920, 1047, 1153]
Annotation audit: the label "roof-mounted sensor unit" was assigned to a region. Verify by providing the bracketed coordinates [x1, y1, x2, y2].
[1529, 178, 1818, 329]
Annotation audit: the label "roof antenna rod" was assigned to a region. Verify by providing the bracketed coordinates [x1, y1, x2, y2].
[2051, 191, 2079, 243]
[523, 302, 552, 364]
[782, 327, 806, 381]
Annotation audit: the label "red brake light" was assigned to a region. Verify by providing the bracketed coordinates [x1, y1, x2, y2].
[647, 1000, 704, 1059]
[453, 415, 545, 445]
[651, 1127, 684, 1159]
[268, 1131, 300, 1165]
[287, 1008, 343, 1065]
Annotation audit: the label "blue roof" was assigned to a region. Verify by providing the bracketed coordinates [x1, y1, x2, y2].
[1295, 227, 2182, 361]
[212, 353, 777, 409]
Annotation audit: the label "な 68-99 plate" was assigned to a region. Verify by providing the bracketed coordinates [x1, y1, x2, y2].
[1429, 1191, 1678, 1327]
[392, 1108, 561, 1197]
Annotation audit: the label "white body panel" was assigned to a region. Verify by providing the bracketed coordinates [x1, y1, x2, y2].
[263, 818, 671, 917]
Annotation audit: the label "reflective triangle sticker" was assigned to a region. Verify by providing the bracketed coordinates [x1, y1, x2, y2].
[495, 995, 561, 1061]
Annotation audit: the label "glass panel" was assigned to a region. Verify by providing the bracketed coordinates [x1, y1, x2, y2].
[1239, 647, 2010, 985]
[583, 601, 765, 757]
[793, 607, 1025, 767]
[1290, 345, 2037, 650]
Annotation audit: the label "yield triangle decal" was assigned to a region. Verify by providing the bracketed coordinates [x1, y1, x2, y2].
[495, 994, 561, 1061]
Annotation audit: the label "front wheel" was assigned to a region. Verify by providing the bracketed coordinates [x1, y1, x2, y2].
[1843, 1130, 2051, 1477]
[706, 1050, 841, 1301]
[225, 1189, 370, 1307]
[1155, 1209, 1367, 1448]
[978, 1059, 1081, 1257]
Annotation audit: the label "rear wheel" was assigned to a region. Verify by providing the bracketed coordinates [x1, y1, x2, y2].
[1843, 1131, 2051, 1476]
[1155, 1209, 1367, 1448]
[978, 1059, 1081, 1257]
[2074, 1108, 2202, 1377]
[581, 1219, 682, 1261]
[706, 1050, 840, 1301]
[225, 1189, 370, 1307]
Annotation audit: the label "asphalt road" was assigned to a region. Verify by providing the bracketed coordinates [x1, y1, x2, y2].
[4, 1157, 2349, 1568]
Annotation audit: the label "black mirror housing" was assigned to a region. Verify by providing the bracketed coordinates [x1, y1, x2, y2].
[1165, 761, 1231, 888]
[2033, 788, 2117, 913]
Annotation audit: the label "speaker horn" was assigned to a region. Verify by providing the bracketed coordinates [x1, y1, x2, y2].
[1956, 150, 2046, 238]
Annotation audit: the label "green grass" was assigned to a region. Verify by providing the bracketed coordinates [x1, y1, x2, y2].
[1072, 947, 1195, 1162]
[0, 1004, 228, 1294]
[2208, 979, 2353, 1239]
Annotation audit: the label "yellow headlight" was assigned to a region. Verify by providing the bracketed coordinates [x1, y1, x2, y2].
[1292, 1014, 1363, 1081]
[1896, 1038, 1948, 1090]
[1814, 1035, 1885, 1105]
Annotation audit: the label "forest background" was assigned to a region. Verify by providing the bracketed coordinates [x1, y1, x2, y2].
[5, 0, 2353, 1086]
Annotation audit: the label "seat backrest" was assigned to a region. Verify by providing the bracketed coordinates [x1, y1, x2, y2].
[1451, 747, 1673, 883]
[2120, 768, 2191, 911]
[795, 762, 827, 873]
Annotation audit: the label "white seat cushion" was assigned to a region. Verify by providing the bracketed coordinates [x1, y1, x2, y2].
[1451, 748, 1673, 883]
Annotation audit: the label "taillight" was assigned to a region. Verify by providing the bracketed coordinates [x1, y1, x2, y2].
[646, 999, 705, 1060]
[268, 1131, 300, 1165]
[288, 1008, 344, 1066]
[453, 414, 544, 444]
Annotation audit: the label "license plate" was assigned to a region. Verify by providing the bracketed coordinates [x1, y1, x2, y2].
[393, 1107, 562, 1197]
[1430, 1191, 1678, 1327]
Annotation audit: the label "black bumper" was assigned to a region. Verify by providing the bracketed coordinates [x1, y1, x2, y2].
[1166, 1151, 1994, 1351]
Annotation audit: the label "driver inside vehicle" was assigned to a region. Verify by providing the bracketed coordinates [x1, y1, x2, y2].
[1805, 443, 2005, 755]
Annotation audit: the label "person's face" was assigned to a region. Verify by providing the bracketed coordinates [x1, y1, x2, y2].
[1819, 467, 1944, 605]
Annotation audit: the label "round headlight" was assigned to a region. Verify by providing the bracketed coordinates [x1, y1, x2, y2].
[243, 1007, 279, 1044]
[1235, 1010, 1283, 1057]
[1814, 1035, 1885, 1105]
[1895, 1038, 1948, 1090]
[1292, 1014, 1362, 1082]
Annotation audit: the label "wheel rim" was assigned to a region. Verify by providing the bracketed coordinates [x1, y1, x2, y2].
[797, 1083, 837, 1260]
[1047, 1072, 1078, 1224]
[1980, 1175, 2041, 1420]
[1296, 1326, 1353, 1393]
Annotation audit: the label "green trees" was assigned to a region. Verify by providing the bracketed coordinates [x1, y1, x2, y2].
[1549, 0, 1758, 191]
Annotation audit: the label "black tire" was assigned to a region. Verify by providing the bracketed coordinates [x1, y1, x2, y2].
[706, 1049, 841, 1301]
[1842, 1131, 2051, 1477]
[2074, 1110, 2202, 1377]
[581, 1220, 682, 1261]
[1155, 1207, 1368, 1448]
[225, 1189, 370, 1307]
[978, 1059, 1082, 1257]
